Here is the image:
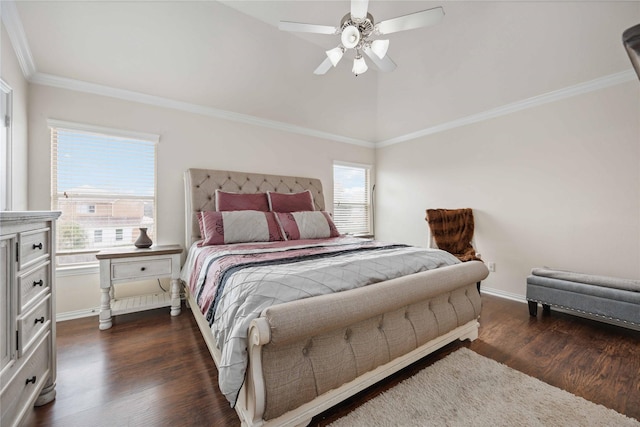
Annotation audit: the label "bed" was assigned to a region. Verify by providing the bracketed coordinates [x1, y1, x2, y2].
[181, 168, 489, 427]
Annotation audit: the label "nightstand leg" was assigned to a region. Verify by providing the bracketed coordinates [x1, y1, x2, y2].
[170, 278, 181, 316]
[99, 287, 113, 330]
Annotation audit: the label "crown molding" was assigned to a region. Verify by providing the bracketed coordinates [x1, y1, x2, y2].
[29, 72, 375, 149]
[3, 0, 634, 150]
[28, 69, 636, 150]
[377, 69, 637, 147]
[0, 0, 36, 78]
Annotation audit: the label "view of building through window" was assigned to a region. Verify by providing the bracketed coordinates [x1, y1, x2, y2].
[333, 162, 372, 236]
[50, 121, 157, 266]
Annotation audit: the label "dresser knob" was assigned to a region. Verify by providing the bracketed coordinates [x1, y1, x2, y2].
[35, 317, 45, 324]
[25, 376, 36, 385]
[141, 267, 146, 271]
[33, 243, 43, 250]
[33, 279, 44, 287]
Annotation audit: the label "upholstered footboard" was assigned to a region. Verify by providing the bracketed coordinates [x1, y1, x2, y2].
[234, 261, 489, 426]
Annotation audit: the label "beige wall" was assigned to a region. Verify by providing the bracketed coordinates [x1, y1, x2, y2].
[28, 84, 375, 314]
[1, 23, 28, 210]
[17, 47, 640, 312]
[375, 81, 640, 298]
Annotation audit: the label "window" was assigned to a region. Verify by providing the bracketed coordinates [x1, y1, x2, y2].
[333, 162, 372, 236]
[50, 120, 158, 267]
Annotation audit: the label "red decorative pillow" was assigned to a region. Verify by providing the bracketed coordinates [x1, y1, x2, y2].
[267, 190, 314, 213]
[275, 211, 340, 240]
[200, 211, 284, 245]
[215, 190, 269, 212]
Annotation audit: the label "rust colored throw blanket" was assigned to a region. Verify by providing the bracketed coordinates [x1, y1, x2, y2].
[426, 208, 482, 262]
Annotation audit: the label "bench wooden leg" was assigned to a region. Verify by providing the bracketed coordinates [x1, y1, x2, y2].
[542, 304, 551, 314]
[528, 301, 538, 316]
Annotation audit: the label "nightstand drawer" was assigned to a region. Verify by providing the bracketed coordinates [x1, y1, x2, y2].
[111, 258, 172, 280]
[18, 295, 51, 357]
[0, 332, 49, 427]
[18, 228, 50, 270]
[18, 262, 50, 314]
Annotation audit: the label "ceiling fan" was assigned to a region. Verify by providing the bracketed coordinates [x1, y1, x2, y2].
[279, 0, 444, 76]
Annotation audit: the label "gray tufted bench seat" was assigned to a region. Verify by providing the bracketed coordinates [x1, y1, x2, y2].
[526, 268, 640, 328]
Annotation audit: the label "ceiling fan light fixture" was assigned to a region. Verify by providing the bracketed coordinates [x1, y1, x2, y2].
[352, 55, 368, 76]
[279, 3, 445, 76]
[341, 25, 361, 49]
[326, 46, 345, 67]
[370, 39, 389, 59]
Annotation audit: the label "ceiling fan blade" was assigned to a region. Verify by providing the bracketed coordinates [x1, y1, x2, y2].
[375, 7, 444, 35]
[363, 46, 397, 72]
[278, 21, 337, 35]
[313, 57, 334, 75]
[351, 0, 369, 21]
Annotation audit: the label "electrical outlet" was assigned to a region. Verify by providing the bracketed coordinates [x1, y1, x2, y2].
[487, 262, 496, 272]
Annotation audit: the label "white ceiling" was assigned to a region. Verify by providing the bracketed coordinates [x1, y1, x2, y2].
[9, 0, 640, 143]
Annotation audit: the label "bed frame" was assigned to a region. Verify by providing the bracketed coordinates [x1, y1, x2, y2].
[183, 168, 489, 427]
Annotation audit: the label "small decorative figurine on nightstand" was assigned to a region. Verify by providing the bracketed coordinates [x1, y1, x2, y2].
[134, 227, 153, 248]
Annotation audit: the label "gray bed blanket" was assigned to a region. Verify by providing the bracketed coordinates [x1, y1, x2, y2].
[189, 238, 460, 406]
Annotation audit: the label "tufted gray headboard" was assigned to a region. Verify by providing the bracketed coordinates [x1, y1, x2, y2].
[184, 169, 325, 248]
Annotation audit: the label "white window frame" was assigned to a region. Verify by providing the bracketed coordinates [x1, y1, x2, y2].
[49, 120, 159, 272]
[333, 161, 373, 237]
[1, 79, 12, 211]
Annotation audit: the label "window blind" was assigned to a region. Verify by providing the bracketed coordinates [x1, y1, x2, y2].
[50, 121, 157, 266]
[333, 163, 371, 235]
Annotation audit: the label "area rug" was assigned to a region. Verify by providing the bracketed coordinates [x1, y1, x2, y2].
[329, 347, 639, 427]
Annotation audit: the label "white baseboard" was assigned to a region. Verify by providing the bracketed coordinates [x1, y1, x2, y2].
[56, 307, 99, 322]
[480, 286, 527, 303]
[57, 288, 638, 332]
[56, 289, 525, 323]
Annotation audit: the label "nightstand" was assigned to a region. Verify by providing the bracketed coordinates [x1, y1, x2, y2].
[96, 244, 183, 330]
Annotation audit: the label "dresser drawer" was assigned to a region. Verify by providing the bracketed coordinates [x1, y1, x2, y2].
[18, 228, 50, 271]
[18, 262, 50, 314]
[111, 258, 172, 280]
[0, 332, 49, 427]
[17, 295, 51, 358]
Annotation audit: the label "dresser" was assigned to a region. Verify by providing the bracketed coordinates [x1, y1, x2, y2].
[0, 211, 60, 427]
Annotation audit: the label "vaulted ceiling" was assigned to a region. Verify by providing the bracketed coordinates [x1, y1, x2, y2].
[6, 1, 640, 144]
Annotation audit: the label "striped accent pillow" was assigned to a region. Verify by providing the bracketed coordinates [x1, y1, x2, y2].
[200, 211, 284, 245]
[275, 211, 340, 240]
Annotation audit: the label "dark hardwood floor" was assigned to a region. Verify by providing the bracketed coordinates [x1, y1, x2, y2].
[25, 294, 640, 426]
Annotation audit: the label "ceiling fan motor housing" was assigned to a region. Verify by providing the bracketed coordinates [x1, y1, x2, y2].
[340, 13, 375, 50]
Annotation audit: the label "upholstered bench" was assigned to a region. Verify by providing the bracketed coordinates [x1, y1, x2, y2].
[526, 268, 640, 328]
